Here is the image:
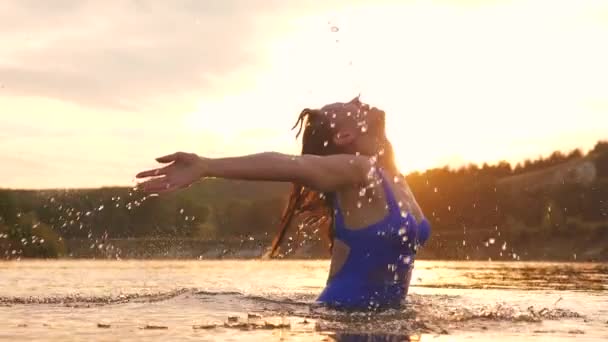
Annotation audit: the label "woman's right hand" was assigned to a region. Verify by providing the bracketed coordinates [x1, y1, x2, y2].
[135, 152, 207, 194]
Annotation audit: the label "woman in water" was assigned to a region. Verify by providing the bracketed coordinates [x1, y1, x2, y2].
[136, 97, 430, 310]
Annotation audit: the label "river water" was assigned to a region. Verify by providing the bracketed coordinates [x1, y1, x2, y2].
[1, 260, 607, 341]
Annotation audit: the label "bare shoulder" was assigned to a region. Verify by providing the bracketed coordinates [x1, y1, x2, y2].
[387, 171, 425, 222]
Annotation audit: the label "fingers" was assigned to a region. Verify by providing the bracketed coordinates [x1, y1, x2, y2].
[136, 152, 180, 178]
[156, 152, 182, 163]
[135, 168, 162, 179]
[137, 177, 171, 193]
[136, 176, 184, 194]
[135, 152, 186, 193]
[135, 177, 164, 193]
[135, 164, 173, 179]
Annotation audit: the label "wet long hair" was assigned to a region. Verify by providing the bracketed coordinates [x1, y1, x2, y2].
[268, 97, 397, 257]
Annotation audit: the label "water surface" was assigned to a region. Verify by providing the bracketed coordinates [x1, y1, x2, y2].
[1, 260, 606, 341]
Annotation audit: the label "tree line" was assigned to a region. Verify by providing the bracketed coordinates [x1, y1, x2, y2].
[1, 141, 607, 260]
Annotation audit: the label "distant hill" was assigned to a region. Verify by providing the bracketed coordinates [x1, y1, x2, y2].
[2, 141, 607, 261]
[497, 153, 598, 193]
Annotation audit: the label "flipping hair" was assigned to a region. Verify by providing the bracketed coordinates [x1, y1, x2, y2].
[269, 108, 336, 257]
[269, 97, 395, 257]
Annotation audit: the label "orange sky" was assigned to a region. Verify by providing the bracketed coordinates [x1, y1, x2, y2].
[1, 0, 607, 189]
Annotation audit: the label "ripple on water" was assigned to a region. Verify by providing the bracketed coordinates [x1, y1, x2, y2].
[1, 289, 587, 336]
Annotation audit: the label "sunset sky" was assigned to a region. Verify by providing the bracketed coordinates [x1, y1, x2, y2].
[1, 0, 607, 189]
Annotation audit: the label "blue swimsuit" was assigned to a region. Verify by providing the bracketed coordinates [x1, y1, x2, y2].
[316, 169, 431, 310]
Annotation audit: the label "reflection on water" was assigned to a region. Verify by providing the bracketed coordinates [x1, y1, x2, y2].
[0, 260, 607, 341]
[413, 261, 608, 291]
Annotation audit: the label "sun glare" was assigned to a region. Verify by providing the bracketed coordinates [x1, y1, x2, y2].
[215, 1, 608, 173]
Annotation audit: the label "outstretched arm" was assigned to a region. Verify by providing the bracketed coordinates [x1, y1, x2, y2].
[136, 152, 372, 194]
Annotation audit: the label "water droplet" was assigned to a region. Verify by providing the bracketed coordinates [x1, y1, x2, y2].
[398, 201, 403, 207]
[98, 205, 104, 211]
[330, 122, 335, 128]
[448, 205, 451, 211]
[360, 126, 367, 133]
[434, 187, 438, 193]
[488, 238, 496, 244]
[39, 239, 45, 244]
[356, 201, 362, 208]
[393, 176, 400, 183]
[501, 242, 507, 250]
[398, 227, 406, 236]
[179, 209, 184, 214]
[85, 211, 92, 216]
[323, 141, 328, 147]
[359, 188, 366, 197]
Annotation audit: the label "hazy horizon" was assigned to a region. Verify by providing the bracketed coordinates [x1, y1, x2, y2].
[2, 0, 607, 189]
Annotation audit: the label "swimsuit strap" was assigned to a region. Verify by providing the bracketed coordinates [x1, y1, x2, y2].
[376, 168, 402, 217]
[333, 167, 401, 239]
